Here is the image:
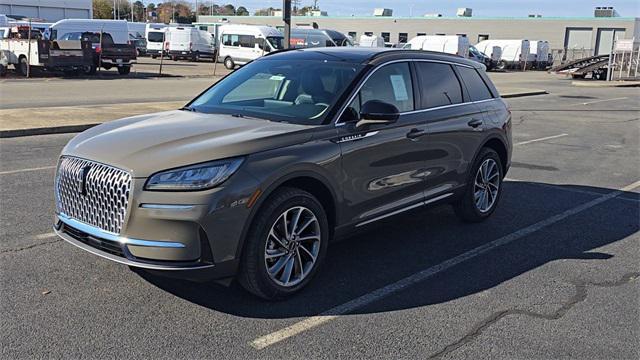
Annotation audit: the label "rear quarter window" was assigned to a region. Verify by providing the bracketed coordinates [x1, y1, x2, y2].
[415, 62, 463, 109]
[457, 66, 494, 102]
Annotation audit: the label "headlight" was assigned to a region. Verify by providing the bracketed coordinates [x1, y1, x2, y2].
[145, 158, 243, 191]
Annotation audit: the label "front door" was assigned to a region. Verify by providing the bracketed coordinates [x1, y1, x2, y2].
[336, 62, 430, 226]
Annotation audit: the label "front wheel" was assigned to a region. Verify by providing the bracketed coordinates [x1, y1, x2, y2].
[238, 187, 329, 300]
[454, 148, 503, 222]
[224, 57, 235, 70]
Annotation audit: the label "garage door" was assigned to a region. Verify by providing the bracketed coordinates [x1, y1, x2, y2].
[564, 28, 593, 51]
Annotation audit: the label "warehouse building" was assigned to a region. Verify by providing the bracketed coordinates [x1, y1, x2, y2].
[0, 0, 91, 22]
[197, 14, 640, 56]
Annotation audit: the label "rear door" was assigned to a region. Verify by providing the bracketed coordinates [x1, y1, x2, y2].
[336, 61, 430, 226]
[413, 61, 487, 196]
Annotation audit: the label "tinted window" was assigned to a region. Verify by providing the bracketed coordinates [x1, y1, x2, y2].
[360, 62, 414, 112]
[148, 31, 164, 42]
[457, 66, 493, 101]
[415, 62, 463, 109]
[238, 35, 255, 48]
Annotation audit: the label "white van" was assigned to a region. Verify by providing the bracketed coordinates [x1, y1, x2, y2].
[358, 34, 385, 47]
[475, 40, 530, 70]
[529, 40, 551, 69]
[127, 22, 146, 39]
[404, 35, 469, 58]
[217, 24, 284, 69]
[50, 19, 129, 44]
[166, 26, 215, 61]
[145, 23, 167, 58]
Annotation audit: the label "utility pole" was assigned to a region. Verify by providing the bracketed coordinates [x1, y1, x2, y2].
[113, 0, 116, 19]
[313, 0, 318, 10]
[283, 0, 291, 49]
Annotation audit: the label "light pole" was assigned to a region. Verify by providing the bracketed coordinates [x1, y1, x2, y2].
[283, 0, 291, 49]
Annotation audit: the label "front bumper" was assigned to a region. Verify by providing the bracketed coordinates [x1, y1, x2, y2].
[54, 168, 260, 279]
[55, 213, 214, 271]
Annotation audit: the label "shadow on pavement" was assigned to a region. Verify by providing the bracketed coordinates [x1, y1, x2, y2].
[138, 181, 639, 318]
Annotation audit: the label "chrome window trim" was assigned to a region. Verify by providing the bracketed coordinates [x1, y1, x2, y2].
[58, 213, 186, 249]
[334, 58, 497, 127]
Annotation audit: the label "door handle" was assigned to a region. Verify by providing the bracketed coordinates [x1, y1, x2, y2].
[406, 128, 428, 139]
[467, 119, 484, 128]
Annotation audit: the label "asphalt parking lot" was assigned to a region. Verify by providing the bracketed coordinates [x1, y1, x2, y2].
[1, 73, 639, 359]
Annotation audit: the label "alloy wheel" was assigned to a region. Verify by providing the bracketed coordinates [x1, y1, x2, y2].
[473, 158, 500, 213]
[264, 206, 321, 287]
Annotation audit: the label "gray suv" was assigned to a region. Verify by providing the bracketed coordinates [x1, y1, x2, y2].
[54, 48, 512, 300]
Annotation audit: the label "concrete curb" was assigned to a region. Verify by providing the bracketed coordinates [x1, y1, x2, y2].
[0, 124, 99, 138]
[571, 81, 640, 87]
[1, 90, 548, 138]
[501, 90, 548, 98]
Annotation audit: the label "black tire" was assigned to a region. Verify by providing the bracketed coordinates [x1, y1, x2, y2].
[224, 57, 235, 70]
[191, 52, 200, 62]
[496, 61, 506, 71]
[453, 148, 504, 223]
[117, 66, 131, 75]
[84, 64, 97, 75]
[238, 187, 329, 300]
[17, 56, 28, 76]
[0, 64, 7, 77]
[151, 55, 157, 59]
[102, 63, 112, 70]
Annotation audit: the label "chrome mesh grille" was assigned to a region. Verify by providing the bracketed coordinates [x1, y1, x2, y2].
[55, 157, 132, 234]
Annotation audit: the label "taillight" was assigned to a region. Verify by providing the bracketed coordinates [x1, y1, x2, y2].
[95, 46, 101, 53]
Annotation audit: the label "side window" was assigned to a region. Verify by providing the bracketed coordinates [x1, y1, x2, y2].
[239, 35, 255, 48]
[223, 34, 239, 47]
[360, 62, 414, 112]
[415, 62, 463, 109]
[457, 66, 494, 101]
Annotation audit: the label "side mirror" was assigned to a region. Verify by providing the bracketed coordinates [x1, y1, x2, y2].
[356, 100, 400, 128]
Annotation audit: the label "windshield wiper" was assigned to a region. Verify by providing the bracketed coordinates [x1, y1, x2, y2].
[180, 106, 197, 112]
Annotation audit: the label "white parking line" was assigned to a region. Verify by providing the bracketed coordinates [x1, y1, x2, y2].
[514, 133, 568, 146]
[249, 179, 640, 350]
[569, 97, 628, 106]
[0, 165, 56, 175]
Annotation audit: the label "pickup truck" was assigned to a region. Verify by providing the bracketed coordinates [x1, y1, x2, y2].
[68, 32, 136, 75]
[0, 26, 93, 76]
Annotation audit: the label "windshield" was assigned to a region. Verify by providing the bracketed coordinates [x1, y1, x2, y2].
[469, 46, 483, 57]
[148, 31, 164, 42]
[189, 59, 363, 125]
[267, 36, 284, 50]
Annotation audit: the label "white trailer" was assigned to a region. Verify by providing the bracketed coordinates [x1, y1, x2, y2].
[475, 39, 530, 70]
[404, 35, 469, 58]
[358, 34, 385, 47]
[529, 40, 551, 69]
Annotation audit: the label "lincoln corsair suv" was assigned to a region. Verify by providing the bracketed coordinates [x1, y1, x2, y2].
[54, 48, 512, 300]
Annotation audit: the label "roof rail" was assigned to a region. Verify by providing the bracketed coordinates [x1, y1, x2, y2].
[262, 47, 300, 57]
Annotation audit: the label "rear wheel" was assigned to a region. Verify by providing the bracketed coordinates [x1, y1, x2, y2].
[83, 64, 97, 75]
[496, 61, 506, 71]
[454, 148, 503, 222]
[17, 56, 28, 76]
[238, 187, 329, 300]
[224, 56, 235, 70]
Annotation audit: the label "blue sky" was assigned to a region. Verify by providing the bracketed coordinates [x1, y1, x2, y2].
[207, 0, 640, 17]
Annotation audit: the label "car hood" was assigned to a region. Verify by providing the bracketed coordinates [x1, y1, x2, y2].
[62, 110, 315, 177]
